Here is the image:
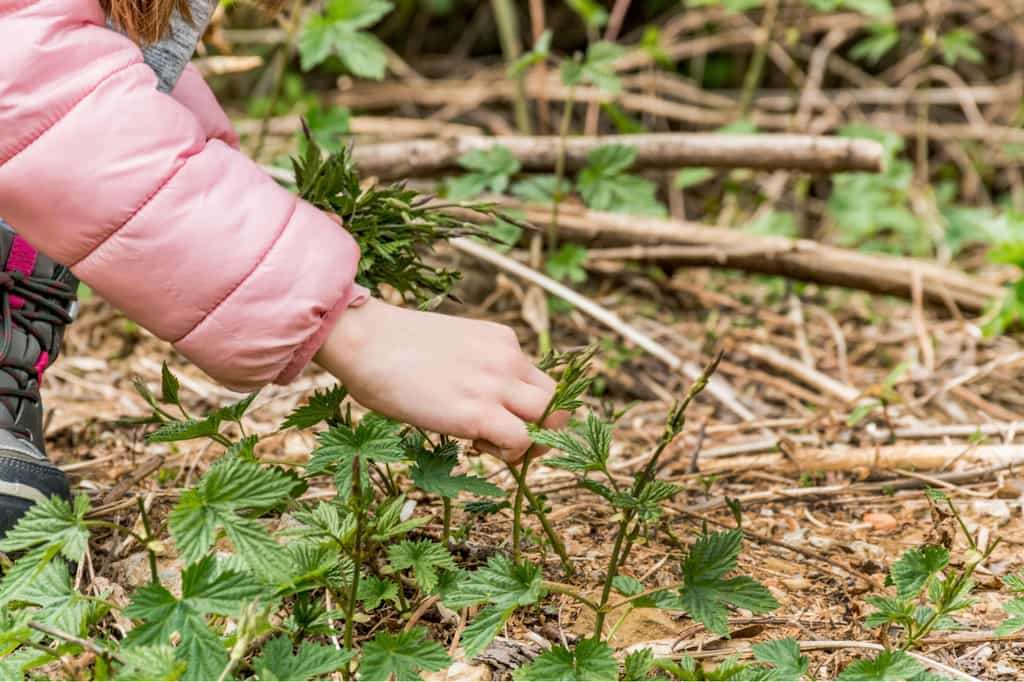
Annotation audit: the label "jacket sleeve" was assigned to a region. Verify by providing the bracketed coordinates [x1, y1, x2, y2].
[0, 0, 364, 392]
[170, 63, 240, 150]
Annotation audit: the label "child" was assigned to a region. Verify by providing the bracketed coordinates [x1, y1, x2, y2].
[0, 0, 563, 535]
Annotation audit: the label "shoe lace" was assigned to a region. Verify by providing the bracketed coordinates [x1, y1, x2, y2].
[0, 270, 74, 439]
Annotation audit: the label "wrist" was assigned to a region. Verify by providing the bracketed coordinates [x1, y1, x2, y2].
[314, 294, 376, 377]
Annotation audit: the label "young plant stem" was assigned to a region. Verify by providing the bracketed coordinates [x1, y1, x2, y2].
[489, 0, 531, 134]
[136, 497, 159, 585]
[442, 497, 452, 546]
[543, 581, 600, 611]
[617, 519, 643, 569]
[593, 516, 630, 638]
[506, 463, 573, 574]
[511, 458, 527, 563]
[737, 0, 778, 117]
[344, 460, 365, 679]
[510, 402, 570, 571]
[209, 432, 234, 449]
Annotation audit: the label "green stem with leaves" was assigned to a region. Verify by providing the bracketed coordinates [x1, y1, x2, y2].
[905, 539, 1000, 649]
[593, 353, 722, 637]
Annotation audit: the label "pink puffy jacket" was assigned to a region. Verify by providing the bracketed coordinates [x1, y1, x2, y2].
[0, 0, 365, 392]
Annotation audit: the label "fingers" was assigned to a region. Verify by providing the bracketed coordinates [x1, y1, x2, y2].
[473, 406, 532, 463]
[520, 363, 571, 431]
[503, 380, 551, 424]
[524, 364, 556, 392]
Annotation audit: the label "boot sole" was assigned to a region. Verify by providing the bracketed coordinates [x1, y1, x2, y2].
[0, 455, 70, 538]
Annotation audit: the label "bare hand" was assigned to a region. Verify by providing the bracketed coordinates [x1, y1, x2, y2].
[315, 298, 567, 462]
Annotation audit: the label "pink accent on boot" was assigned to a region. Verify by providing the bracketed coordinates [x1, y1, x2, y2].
[6, 236, 37, 309]
[34, 351, 49, 384]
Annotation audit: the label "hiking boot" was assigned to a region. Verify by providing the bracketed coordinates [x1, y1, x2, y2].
[0, 222, 78, 537]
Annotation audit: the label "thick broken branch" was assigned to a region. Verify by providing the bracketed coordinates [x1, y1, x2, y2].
[699, 443, 1024, 475]
[498, 202, 1001, 313]
[349, 133, 885, 179]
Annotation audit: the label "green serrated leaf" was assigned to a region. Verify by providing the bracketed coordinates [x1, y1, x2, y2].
[939, 28, 983, 66]
[115, 644, 187, 681]
[577, 144, 666, 216]
[307, 416, 406, 498]
[0, 494, 89, 561]
[511, 175, 572, 203]
[15, 560, 95, 637]
[752, 638, 808, 680]
[891, 546, 949, 600]
[123, 556, 266, 680]
[168, 457, 294, 576]
[997, 598, 1024, 636]
[146, 415, 222, 443]
[612, 575, 645, 597]
[448, 146, 521, 200]
[387, 540, 456, 593]
[624, 647, 655, 681]
[358, 575, 400, 610]
[513, 638, 617, 681]
[252, 635, 354, 680]
[0, 647, 54, 681]
[850, 24, 900, 64]
[160, 363, 181, 406]
[324, 0, 392, 26]
[336, 30, 390, 79]
[441, 555, 545, 610]
[212, 392, 258, 424]
[1004, 572, 1024, 593]
[359, 627, 451, 681]
[460, 605, 514, 659]
[410, 442, 504, 498]
[581, 41, 626, 94]
[663, 530, 778, 636]
[536, 414, 612, 475]
[837, 649, 925, 681]
[0, 495, 90, 604]
[864, 595, 915, 629]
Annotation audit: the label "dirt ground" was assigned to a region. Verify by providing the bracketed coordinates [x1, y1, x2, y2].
[45, 269, 1024, 680]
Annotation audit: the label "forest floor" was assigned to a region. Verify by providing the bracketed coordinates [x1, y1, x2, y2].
[46, 267, 1024, 680]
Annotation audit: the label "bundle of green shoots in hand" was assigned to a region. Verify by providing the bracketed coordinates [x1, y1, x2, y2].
[293, 124, 525, 305]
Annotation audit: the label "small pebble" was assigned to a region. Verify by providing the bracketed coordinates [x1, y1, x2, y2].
[863, 511, 898, 532]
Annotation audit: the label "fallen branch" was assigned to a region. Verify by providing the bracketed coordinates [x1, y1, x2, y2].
[685, 461, 1023, 513]
[509, 203, 1001, 313]
[450, 237, 756, 421]
[348, 132, 885, 178]
[671, 639, 980, 682]
[699, 442, 1024, 475]
[742, 343, 861, 404]
[699, 421, 1024, 460]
